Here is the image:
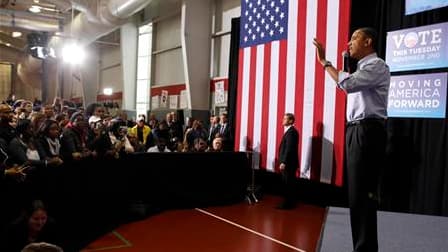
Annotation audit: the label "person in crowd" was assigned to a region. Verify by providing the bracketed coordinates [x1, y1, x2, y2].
[147, 137, 171, 153]
[60, 112, 92, 161]
[207, 116, 220, 146]
[8, 119, 60, 169]
[41, 105, 55, 120]
[35, 120, 63, 165]
[0, 103, 17, 144]
[129, 116, 151, 148]
[1, 138, 27, 183]
[314, 27, 389, 252]
[1, 200, 60, 252]
[21, 242, 63, 252]
[88, 104, 105, 125]
[88, 118, 115, 158]
[166, 112, 183, 141]
[208, 137, 224, 152]
[218, 113, 233, 151]
[30, 113, 46, 137]
[54, 114, 69, 129]
[192, 137, 208, 152]
[184, 120, 207, 151]
[108, 119, 134, 155]
[183, 117, 193, 136]
[277, 113, 299, 210]
[148, 113, 158, 129]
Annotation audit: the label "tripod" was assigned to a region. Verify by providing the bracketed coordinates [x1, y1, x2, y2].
[245, 151, 259, 204]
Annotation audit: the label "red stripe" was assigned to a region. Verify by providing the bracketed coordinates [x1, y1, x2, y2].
[97, 92, 123, 101]
[246, 46, 258, 152]
[260, 43, 272, 169]
[294, 0, 307, 177]
[310, 0, 328, 181]
[234, 49, 244, 152]
[151, 84, 186, 96]
[274, 40, 288, 172]
[332, 0, 351, 186]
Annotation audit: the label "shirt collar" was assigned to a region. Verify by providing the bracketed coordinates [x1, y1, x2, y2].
[284, 125, 292, 133]
[357, 52, 377, 68]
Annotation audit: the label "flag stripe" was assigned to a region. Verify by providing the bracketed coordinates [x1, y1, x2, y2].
[252, 45, 265, 169]
[300, 0, 318, 177]
[332, 0, 351, 186]
[247, 46, 258, 153]
[285, 0, 298, 114]
[260, 43, 272, 169]
[234, 49, 244, 152]
[239, 47, 251, 151]
[267, 41, 280, 171]
[294, 0, 307, 177]
[310, 0, 328, 180]
[236, 0, 350, 186]
[320, 0, 340, 183]
[275, 40, 288, 172]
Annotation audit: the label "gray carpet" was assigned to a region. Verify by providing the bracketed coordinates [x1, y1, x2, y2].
[318, 207, 448, 252]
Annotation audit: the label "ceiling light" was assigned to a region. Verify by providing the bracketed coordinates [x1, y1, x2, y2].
[29, 5, 41, 13]
[6, 43, 11, 47]
[34, 0, 40, 3]
[12, 31, 22, 38]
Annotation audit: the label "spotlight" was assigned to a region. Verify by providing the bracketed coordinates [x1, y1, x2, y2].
[62, 43, 86, 65]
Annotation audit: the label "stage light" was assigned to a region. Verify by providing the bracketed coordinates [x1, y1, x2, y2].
[12, 31, 22, 38]
[103, 88, 113, 96]
[62, 43, 85, 65]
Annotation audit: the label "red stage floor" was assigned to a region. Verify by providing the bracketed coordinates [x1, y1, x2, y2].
[82, 195, 325, 252]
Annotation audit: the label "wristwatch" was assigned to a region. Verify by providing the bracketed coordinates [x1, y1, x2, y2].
[323, 60, 332, 69]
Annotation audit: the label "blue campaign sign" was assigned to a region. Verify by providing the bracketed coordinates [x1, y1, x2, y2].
[385, 22, 448, 72]
[405, 0, 448, 15]
[387, 73, 447, 118]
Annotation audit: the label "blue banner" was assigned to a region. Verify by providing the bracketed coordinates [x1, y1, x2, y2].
[386, 22, 448, 72]
[388, 73, 447, 118]
[405, 0, 448, 15]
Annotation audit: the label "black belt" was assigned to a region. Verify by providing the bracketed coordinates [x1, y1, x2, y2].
[346, 118, 385, 127]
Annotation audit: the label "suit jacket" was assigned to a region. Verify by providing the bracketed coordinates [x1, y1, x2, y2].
[279, 126, 299, 170]
[219, 123, 234, 151]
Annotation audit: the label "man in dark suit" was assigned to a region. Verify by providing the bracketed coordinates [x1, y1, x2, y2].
[219, 113, 233, 151]
[278, 113, 299, 209]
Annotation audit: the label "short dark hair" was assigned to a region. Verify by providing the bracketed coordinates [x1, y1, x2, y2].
[285, 113, 295, 123]
[358, 27, 378, 51]
[22, 242, 63, 252]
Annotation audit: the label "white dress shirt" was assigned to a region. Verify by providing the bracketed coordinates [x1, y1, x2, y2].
[337, 53, 390, 122]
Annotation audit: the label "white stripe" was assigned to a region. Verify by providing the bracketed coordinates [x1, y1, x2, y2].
[300, 0, 318, 178]
[266, 41, 280, 171]
[239, 47, 251, 151]
[195, 208, 307, 252]
[320, 0, 340, 184]
[285, 0, 298, 114]
[252, 44, 264, 169]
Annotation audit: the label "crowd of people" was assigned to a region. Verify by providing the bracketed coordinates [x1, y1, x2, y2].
[0, 96, 234, 251]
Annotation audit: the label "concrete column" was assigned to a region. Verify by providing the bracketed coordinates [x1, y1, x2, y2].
[181, 0, 212, 121]
[80, 45, 99, 106]
[120, 19, 138, 111]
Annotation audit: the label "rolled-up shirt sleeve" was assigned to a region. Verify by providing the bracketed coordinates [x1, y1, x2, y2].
[337, 60, 389, 93]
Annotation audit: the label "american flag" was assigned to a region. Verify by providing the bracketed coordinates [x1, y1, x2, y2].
[235, 0, 351, 186]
